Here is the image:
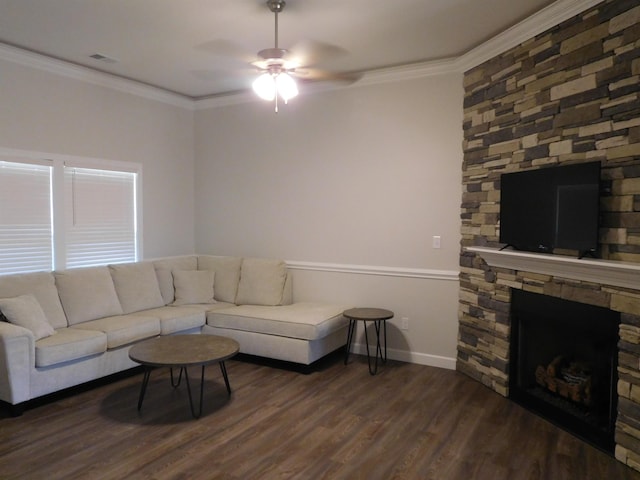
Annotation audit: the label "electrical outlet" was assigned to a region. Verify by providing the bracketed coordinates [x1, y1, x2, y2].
[432, 235, 441, 249]
[401, 317, 409, 330]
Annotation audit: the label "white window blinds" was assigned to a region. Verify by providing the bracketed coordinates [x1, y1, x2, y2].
[0, 161, 53, 274]
[64, 166, 137, 269]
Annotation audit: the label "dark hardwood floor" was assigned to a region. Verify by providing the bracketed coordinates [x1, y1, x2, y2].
[1, 352, 638, 480]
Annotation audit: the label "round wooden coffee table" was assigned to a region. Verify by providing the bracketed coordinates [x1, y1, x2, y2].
[343, 307, 394, 375]
[129, 334, 239, 418]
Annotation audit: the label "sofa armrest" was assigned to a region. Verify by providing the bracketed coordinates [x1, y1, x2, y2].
[0, 321, 35, 405]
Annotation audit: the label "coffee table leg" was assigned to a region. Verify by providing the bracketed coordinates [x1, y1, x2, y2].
[183, 365, 206, 419]
[137, 367, 152, 411]
[219, 361, 232, 395]
[344, 318, 356, 365]
[170, 367, 184, 388]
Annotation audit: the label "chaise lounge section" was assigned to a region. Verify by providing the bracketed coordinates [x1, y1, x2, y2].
[0, 255, 350, 413]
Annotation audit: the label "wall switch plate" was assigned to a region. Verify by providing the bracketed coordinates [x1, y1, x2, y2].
[401, 317, 409, 330]
[432, 235, 441, 249]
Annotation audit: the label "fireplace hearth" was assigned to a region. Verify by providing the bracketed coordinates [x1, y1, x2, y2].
[509, 289, 620, 452]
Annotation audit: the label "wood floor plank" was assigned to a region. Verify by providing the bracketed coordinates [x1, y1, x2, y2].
[1, 353, 639, 479]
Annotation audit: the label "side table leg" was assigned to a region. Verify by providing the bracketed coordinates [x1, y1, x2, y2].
[344, 318, 356, 365]
[137, 367, 151, 411]
[383, 319, 387, 363]
[364, 320, 380, 375]
[373, 320, 387, 365]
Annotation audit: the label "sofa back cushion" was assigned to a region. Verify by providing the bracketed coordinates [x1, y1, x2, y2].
[172, 270, 216, 305]
[235, 258, 288, 306]
[152, 256, 198, 304]
[109, 262, 165, 314]
[0, 271, 69, 329]
[55, 267, 123, 325]
[197, 256, 242, 303]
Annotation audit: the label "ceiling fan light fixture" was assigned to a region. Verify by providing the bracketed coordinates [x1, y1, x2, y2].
[276, 72, 298, 102]
[252, 72, 276, 101]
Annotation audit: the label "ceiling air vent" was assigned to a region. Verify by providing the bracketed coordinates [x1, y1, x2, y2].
[89, 53, 118, 64]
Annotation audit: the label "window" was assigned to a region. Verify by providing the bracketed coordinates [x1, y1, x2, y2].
[0, 150, 141, 275]
[65, 167, 137, 268]
[0, 161, 53, 274]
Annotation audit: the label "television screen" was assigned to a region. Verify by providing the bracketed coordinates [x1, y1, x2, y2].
[499, 161, 601, 257]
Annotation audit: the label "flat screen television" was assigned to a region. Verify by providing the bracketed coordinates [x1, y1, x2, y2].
[499, 161, 601, 258]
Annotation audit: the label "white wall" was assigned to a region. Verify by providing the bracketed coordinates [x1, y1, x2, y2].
[0, 53, 464, 366]
[194, 73, 463, 366]
[0, 59, 196, 258]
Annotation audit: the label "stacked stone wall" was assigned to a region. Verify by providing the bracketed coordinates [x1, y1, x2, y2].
[458, 0, 640, 469]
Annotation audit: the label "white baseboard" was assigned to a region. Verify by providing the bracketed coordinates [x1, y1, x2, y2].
[350, 343, 456, 370]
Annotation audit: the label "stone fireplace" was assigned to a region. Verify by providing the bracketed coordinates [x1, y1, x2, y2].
[457, 0, 640, 472]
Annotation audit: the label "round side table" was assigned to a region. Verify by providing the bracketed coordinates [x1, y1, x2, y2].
[343, 307, 394, 375]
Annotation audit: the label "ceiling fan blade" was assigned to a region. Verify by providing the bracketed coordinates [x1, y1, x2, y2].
[285, 39, 349, 67]
[294, 68, 362, 84]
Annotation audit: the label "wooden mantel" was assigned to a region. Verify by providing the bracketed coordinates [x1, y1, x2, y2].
[467, 247, 640, 291]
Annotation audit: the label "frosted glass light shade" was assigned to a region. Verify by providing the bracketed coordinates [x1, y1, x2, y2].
[276, 73, 298, 101]
[252, 73, 276, 101]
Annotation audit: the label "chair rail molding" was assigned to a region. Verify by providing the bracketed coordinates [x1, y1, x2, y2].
[286, 260, 459, 281]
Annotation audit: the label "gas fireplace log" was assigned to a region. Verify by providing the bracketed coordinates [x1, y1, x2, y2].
[546, 355, 565, 378]
[535, 359, 592, 407]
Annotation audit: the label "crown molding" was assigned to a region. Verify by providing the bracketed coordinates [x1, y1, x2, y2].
[0, 0, 601, 110]
[455, 0, 603, 72]
[357, 58, 460, 86]
[0, 43, 194, 110]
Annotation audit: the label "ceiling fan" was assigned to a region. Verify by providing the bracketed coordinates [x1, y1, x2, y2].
[250, 0, 360, 112]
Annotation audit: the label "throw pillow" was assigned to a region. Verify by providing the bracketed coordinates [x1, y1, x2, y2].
[0, 294, 56, 340]
[172, 270, 216, 305]
[153, 256, 198, 304]
[197, 256, 243, 303]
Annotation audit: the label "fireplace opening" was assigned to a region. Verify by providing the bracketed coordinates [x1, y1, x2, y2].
[509, 289, 620, 453]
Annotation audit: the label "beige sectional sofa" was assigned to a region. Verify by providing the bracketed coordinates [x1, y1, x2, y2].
[0, 255, 350, 413]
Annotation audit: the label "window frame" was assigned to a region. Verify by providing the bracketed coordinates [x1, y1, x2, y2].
[0, 148, 143, 273]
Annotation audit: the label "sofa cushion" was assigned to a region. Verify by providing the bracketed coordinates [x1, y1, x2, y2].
[207, 303, 349, 341]
[235, 258, 287, 306]
[172, 270, 216, 306]
[197, 256, 242, 303]
[0, 271, 68, 329]
[153, 256, 198, 304]
[139, 306, 206, 335]
[71, 314, 160, 349]
[35, 327, 107, 367]
[55, 267, 123, 325]
[0, 294, 56, 340]
[109, 262, 165, 314]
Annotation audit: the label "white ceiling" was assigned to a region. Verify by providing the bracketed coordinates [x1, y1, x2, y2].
[0, 0, 559, 99]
